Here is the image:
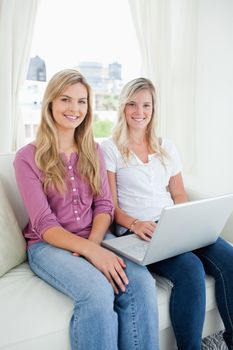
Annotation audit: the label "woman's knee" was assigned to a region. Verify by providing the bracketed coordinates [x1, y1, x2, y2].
[74, 280, 115, 316]
[125, 260, 157, 299]
[195, 237, 233, 278]
[175, 253, 206, 289]
[154, 252, 206, 290]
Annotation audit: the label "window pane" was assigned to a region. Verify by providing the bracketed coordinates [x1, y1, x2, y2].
[20, 0, 141, 144]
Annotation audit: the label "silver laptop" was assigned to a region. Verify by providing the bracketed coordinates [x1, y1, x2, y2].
[102, 193, 233, 265]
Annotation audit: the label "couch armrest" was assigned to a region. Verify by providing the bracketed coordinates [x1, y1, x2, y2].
[186, 187, 207, 201]
[221, 214, 233, 243]
[186, 188, 233, 243]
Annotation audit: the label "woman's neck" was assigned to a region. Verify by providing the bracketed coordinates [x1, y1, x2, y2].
[58, 132, 77, 156]
[129, 130, 147, 146]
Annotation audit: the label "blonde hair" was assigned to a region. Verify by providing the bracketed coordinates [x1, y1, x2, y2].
[35, 69, 101, 194]
[112, 77, 167, 162]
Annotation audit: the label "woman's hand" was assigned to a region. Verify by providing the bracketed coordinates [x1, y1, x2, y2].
[133, 220, 156, 241]
[87, 245, 128, 294]
[74, 242, 129, 294]
[72, 235, 101, 256]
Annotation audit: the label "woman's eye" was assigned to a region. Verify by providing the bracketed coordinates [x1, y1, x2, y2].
[79, 100, 87, 104]
[61, 98, 69, 102]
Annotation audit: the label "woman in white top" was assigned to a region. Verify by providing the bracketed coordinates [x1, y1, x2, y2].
[102, 77, 233, 350]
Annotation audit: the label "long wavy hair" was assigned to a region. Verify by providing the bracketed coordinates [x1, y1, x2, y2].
[35, 69, 101, 194]
[112, 77, 168, 162]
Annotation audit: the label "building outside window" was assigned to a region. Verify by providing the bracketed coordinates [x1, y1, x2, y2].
[19, 0, 141, 144]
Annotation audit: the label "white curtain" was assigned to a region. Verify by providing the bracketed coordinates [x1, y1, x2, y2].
[128, 0, 198, 174]
[0, 0, 39, 153]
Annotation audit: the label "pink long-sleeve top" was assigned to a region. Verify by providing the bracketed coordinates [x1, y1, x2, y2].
[14, 143, 114, 246]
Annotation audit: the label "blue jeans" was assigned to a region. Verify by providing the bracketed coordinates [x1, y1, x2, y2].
[149, 237, 233, 350]
[28, 233, 159, 350]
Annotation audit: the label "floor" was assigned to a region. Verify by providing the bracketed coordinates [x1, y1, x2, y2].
[202, 331, 228, 350]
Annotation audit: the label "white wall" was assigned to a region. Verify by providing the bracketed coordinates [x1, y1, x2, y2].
[184, 0, 233, 196]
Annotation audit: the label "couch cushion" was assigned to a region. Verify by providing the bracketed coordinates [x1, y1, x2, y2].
[0, 180, 26, 277]
[0, 262, 73, 350]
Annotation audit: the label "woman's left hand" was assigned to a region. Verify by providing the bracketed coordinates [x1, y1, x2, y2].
[133, 220, 157, 241]
[72, 236, 101, 256]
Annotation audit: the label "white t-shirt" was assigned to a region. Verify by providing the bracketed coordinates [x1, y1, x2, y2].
[101, 138, 182, 222]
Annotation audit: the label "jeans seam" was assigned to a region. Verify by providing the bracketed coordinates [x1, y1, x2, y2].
[197, 252, 233, 331]
[73, 304, 79, 347]
[169, 285, 180, 348]
[126, 286, 141, 350]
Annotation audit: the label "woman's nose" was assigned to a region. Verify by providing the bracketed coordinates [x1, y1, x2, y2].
[69, 101, 79, 112]
[135, 104, 143, 114]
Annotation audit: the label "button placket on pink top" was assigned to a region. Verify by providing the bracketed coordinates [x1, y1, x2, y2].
[67, 163, 80, 222]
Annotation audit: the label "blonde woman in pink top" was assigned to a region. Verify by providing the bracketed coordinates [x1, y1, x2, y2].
[14, 69, 159, 350]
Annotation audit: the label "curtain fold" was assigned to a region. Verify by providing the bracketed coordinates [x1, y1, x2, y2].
[0, 0, 39, 153]
[128, 0, 198, 174]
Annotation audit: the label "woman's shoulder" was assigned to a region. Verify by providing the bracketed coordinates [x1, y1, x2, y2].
[160, 138, 178, 153]
[101, 137, 119, 154]
[15, 143, 36, 160]
[14, 143, 39, 174]
[101, 137, 115, 147]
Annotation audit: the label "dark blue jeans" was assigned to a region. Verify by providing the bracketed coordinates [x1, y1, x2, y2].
[149, 237, 233, 350]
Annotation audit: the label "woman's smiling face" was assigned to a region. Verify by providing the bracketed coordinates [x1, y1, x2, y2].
[51, 82, 88, 134]
[124, 88, 153, 131]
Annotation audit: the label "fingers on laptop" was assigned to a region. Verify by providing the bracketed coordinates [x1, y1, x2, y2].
[134, 221, 156, 241]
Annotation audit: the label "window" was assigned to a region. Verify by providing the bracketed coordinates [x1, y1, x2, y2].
[19, 0, 141, 144]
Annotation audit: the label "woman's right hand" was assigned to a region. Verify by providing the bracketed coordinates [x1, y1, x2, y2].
[82, 243, 129, 294]
[133, 220, 156, 241]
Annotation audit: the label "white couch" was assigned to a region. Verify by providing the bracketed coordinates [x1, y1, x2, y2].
[1, 152, 232, 350]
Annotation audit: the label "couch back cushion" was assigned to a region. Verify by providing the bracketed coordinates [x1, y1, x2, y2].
[0, 153, 28, 230]
[0, 180, 26, 277]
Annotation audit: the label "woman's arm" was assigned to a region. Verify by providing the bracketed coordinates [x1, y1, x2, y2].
[88, 213, 111, 244]
[14, 149, 62, 238]
[107, 171, 156, 241]
[43, 226, 128, 294]
[169, 172, 188, 204]
[91, 146, 114, 239]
